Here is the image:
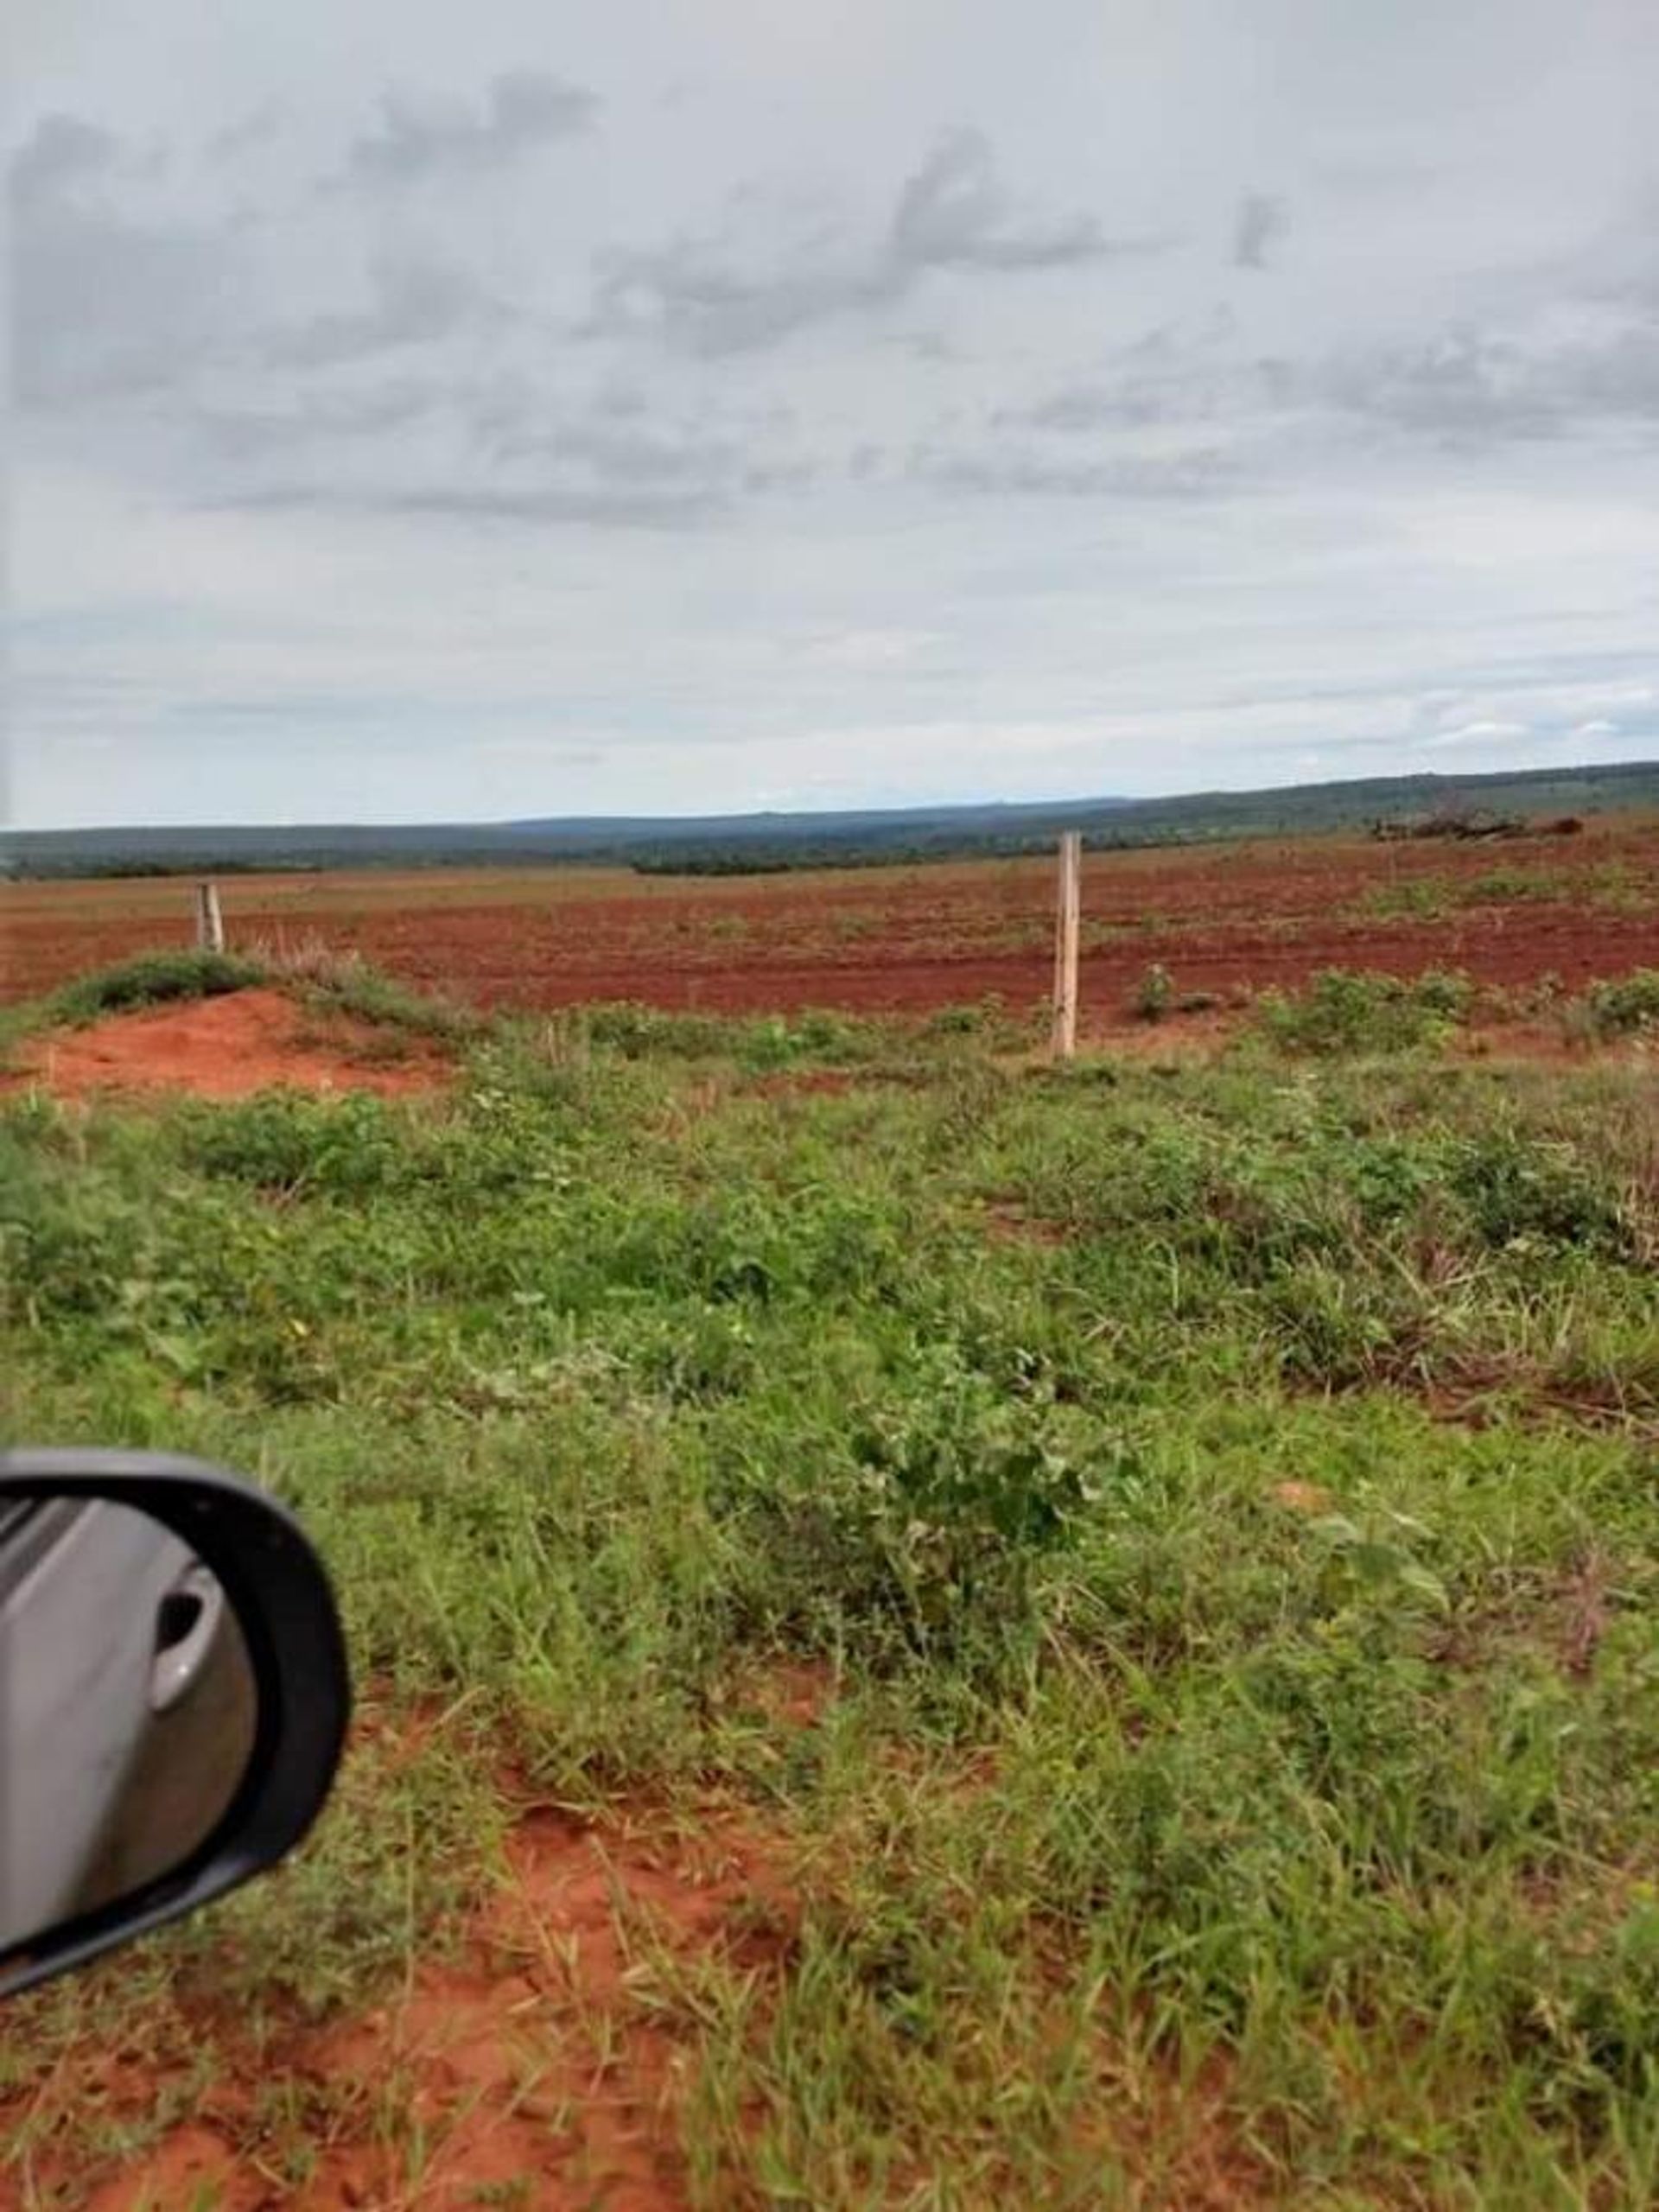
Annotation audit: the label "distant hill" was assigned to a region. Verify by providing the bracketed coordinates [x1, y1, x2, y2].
[4, 758, 1656, 880]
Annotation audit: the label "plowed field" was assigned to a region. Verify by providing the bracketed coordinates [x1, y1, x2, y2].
[7, 819, 1656, 1030]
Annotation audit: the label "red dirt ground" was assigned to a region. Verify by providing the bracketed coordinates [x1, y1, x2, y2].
[2, 989, 448, 1101]
[40, 1793, 798, 2212]
[24, 1762, 1264, 2212]
[5, 819, 1656, 1031]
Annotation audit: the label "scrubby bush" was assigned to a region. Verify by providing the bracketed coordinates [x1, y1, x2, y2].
[1130, 962, 1175, 1020]
[51, 950, 265, 1020]
[1578, 969, 1659, 1038]
[1255, 967, 1474, 1054]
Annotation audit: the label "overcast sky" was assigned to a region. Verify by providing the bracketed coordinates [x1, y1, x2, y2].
[7, 0, 1659, 827]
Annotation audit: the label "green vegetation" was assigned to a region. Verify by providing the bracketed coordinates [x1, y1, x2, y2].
[1355, 860, 1656, 924]
[1129, 962, 1175, 1020]
[1130, 963, 1221, 1022]
[6, 758, 1656, 877]
[3, 971, 1656, 2204]
[0, 949, 270, 1065]
[1578, 969, 1659, 1039]
[254, 934, 484, 1042]
[49, 948, 264, 1023]
[1254, 967, 1476, 1054]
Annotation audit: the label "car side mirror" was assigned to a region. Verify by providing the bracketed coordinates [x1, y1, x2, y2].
[0, 1450, 350, 1997]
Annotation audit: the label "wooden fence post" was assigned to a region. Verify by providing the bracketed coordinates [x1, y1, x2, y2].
[194, 880, 225, 954]
[1051, 833, 1081, 1059]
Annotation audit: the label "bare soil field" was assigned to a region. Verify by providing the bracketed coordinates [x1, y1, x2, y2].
[7, 817, 1656, 1031]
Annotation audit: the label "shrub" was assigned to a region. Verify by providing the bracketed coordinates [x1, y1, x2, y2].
[1578, 970, 1659, 1039]
[1130, 963, 1175, 1021]
[1255, 969, 1473, 1055]
[1449, 1134, 1630, 1252]
[51, 950, 265, 1021]
[182, 1090, 411, 1197]
[262, 944, 480, 1041]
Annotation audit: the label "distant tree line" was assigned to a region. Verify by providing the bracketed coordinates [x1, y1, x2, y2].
[6, 758, 1654, 880]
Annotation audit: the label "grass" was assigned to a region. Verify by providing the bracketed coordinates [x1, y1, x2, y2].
[1253, 967, 1476, 1054]
[1352, 861, 1657, 924]
[1129, 963, 1222, 1022]
[0, 948, 269, 1063]
[2, 966, 1656, 2204]
[1573, 970, 1659, 1041]
[252, 929, 486, 1041]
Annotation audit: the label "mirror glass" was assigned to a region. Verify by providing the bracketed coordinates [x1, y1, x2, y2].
[0, 1497, 257, 1955]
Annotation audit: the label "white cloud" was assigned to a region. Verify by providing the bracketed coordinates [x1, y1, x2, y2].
[1421, 719, 1531, 749]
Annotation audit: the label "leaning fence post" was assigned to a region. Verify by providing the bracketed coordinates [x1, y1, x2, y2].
[194, 880, 226, 954]
[1050, 832, 1081, 1059]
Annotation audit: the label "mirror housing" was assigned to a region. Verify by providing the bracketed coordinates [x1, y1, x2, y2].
[0, 1450, 350, 1997]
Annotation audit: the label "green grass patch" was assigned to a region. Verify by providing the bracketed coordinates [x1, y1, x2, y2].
[1254, 966, 1475, 1055]
[3, 984, 1656, 2205]
[51, 948, 270, 1020]
[1569, 969, 1659, 1040]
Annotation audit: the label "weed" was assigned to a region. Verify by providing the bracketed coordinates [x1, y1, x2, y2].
[1356, 875, 1452, 920]
[51, 950, 267, 1021]
[1465, 867, 1570, 903]
[1255, 966, 1475, 1054]
[3, 985, 1657, 2207]
[1572, 969, 1659, 1039]
[1129, 963, 1174, 1021]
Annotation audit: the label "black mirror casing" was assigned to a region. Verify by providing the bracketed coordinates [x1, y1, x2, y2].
[0, 1450, 350, 1997]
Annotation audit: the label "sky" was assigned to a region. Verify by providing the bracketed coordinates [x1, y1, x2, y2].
[6, 0, 1659, 828]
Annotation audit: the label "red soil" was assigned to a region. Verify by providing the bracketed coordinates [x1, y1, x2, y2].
[59, 1794, 798, 2212]
[4, 825, 1656, 1032]
[3, 989, 447, 1102]
[5, 1686, 1274, 2209]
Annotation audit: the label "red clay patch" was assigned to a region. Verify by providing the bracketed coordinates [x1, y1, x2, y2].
[31, 1795, 799, 2211]
[3, 988, 448, 1102]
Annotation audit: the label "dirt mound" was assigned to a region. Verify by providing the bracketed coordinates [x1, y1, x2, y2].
[5, 988, 448, 1102]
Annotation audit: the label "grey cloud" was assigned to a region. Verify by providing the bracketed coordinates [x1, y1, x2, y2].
[743, 459, 817, 493]
[899, 330, 958, 362]
[257, 257, 497, 368]
[206, 103, 284, 164]
[588, 128, 1144, 356]
[342, 70, 597, 185]
[493, 419, 739, 486]
[460, 374, 753, 491]
[222, 481, 726, 530]
[587, 238, 870, 354]
[7, 112, 121, 203]
[1001, 382, 1175, 431]
[1000, 320, 1248, 433]
[10, 116, 238, 405]
[191, 378, 442, 460]
[1325, 330, 1558, 439]
[914, 442, 1232, 499]
[1005, 303, 1659, 455]
[1324, 319, 1659, 442]
[890, 129, 1116, 274]
[198, 376, 810, 529]
[1559, 323, 1659, 416]
[403, 471, 722, 524]
[1233, 191, 1287, 270]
